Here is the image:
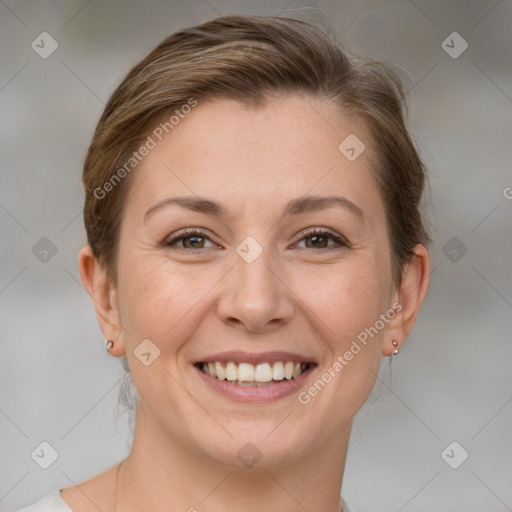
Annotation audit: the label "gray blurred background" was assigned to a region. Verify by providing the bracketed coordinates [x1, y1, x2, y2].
[1, 1, 511, 511]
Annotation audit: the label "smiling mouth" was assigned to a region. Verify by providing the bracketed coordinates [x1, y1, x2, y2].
[196, 361, 313, 386]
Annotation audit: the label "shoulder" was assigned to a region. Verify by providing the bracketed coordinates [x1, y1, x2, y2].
[17, 462, 119, 512]
[16, 489, 72, 512]
[341, 496, 355, 512]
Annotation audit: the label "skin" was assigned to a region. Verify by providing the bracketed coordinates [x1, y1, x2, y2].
[68, 95, 429, 512]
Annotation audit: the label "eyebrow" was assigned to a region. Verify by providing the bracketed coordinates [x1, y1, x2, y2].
[143, 194, 364, 224]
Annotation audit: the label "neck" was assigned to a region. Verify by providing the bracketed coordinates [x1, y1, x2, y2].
[117, 404, 351, 512]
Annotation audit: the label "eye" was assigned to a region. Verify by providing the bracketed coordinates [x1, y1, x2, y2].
[163, 227, 350, 252]
[294, 228, 350, 250]
[163, 229, 217, 250]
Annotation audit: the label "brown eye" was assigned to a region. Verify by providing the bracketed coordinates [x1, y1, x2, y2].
[181, 235, 206, 249]
[304, 233, 329, 249]
[295, 229, 349, 250]
[164, 229, 215, 250]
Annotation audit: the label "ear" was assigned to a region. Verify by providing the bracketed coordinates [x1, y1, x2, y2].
[384, 244, 430, 356]
[78, 244, 126, 356]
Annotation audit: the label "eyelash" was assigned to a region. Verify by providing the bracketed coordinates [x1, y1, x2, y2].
[163, 228, 350, 252]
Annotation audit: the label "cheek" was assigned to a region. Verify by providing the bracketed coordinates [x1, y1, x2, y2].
[294, 263, 389, 419]
[119, 257, 217, 348]
[117, 260, 202, 398]
[295, 259, 390, 347]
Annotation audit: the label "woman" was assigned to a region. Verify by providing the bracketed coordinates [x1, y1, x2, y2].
[19, 13, 430, 512]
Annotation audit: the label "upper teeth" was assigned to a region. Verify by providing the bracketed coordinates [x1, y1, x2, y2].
[201, 361, 308, 382]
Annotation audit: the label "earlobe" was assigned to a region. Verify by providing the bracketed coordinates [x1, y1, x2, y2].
[78, 244, 125, 356]
[384, 244, 430, 356]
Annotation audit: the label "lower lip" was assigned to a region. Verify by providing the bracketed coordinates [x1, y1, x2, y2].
[194, 365, 315, 403]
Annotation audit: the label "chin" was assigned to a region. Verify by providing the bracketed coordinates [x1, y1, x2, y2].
[192, 421, 311, 470]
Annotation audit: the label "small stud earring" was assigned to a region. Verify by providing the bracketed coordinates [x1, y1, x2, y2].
[105, 339, 114, 351]
[391, 340, 399, 356]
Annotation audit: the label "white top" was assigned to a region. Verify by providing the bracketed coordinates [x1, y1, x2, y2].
[16, 490, 71, 511]
[17, 488, 354, 511]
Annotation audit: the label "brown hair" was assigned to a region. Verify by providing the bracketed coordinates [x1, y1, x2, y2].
[82, 13, 430, 288]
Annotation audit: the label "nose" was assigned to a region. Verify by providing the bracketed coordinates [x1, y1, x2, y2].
[217, 247, 294, 334]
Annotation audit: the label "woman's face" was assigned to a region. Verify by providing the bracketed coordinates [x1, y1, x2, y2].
[111, 95, 402, 467]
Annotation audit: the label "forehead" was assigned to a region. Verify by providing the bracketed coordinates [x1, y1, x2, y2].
[125, 95, 385, 226]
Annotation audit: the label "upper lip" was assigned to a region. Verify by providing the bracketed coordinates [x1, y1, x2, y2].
[194, 351, 317, 365]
